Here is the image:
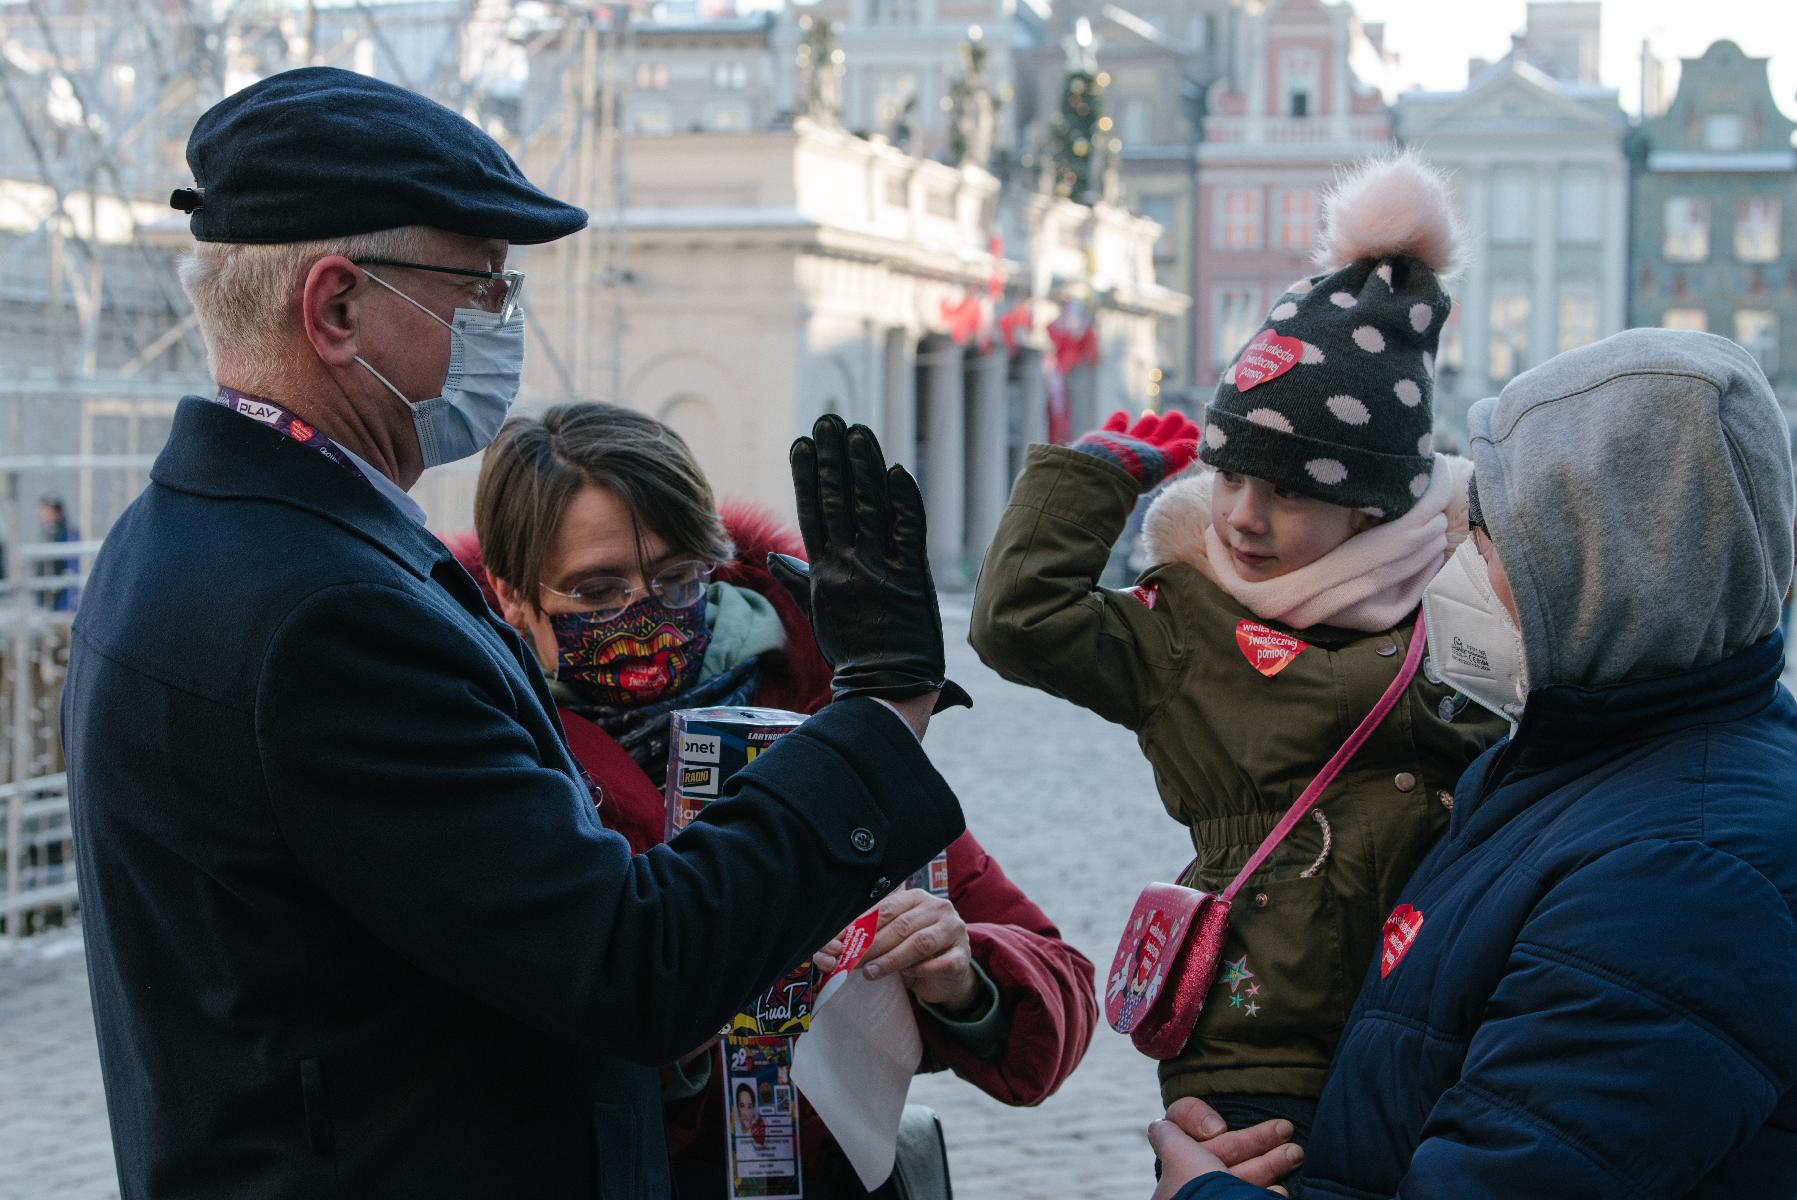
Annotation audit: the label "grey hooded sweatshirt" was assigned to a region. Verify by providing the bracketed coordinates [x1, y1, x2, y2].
[1468, 328, 1794, 693]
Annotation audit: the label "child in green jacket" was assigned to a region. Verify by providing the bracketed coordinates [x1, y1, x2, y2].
[969, 154, 1508, 1159]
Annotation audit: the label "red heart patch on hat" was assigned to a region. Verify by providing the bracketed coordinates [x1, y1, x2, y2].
[1235, 621, 1308, 678]
[287, 419, 315, 442]
[1380, 903, 1425, 978]
[1232, 331, 1305, 392]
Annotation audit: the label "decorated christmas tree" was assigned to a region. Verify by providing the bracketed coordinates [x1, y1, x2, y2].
[1046, 19, 1111, 202]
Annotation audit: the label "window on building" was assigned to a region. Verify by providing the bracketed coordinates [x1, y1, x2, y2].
[1704, 114, 1745, 151]
[1558, 171, 1603, 244]
[1735, 197, 1781, 263]
[634, 62, 669, 90]
[631, 104, 672, 135]
[1216, 188, 1261, 251]
[1274, 188, 1316, 253]
[867, 0, 917, 23]
[708, 102, 750, 132]
[1491, 171, 1533, 243]
[1661, 307, 1708, 332]
[1488, 288, 1530, 381]
[1278, 50, 1318, 119]
[1138, 195, 1176, 263]
[1735, 309, 1778, 375]
[1214, 286, 1262, 369]
[1120, 98, 1151, 145]
[1663, 196, 1710, 262]
[712, 62, 748, 90]
[1558, 287, 1599, 354]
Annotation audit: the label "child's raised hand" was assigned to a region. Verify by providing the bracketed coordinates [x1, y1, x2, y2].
[1072, 408, 1201, 492]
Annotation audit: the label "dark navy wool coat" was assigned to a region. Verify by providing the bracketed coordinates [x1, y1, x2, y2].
[63, 397, 964, 1199]
[1179, 633, 1797, 1198]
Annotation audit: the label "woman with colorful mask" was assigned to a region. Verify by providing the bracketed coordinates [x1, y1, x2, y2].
[452, 402, 1098, 1199]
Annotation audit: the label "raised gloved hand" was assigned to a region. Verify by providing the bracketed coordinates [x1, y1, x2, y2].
[1071, 409, 1200, 492]
[767, 415, 973, 712]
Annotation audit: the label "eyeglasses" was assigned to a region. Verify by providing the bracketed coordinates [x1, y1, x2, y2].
[353, 257, 526, 322]
[540, 560, 716, 620]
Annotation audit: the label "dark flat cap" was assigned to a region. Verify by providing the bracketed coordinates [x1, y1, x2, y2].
[173, 66, 586, 245]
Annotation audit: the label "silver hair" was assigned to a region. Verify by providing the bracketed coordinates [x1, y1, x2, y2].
[176, 226, 430, 382]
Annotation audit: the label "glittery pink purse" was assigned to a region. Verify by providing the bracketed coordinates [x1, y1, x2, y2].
[1105, 613, 1428, 1060]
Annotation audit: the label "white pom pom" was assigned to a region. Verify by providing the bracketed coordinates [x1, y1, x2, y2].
[1315, 151, 1461, 275]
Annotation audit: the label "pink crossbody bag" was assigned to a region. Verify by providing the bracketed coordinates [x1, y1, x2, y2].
[1105, 612, 1429, 1060]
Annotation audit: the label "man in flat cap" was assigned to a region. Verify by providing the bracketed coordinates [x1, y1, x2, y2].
[64, 67, 967, 1199]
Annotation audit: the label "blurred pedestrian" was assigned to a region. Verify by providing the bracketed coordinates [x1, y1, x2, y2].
[35, 495, 79, 611]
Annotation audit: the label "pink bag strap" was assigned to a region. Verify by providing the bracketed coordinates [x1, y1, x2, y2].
[1217, 612, 1429, 905]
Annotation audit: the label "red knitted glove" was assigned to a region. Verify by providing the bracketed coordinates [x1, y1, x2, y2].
[1071, 409, 1200, 491]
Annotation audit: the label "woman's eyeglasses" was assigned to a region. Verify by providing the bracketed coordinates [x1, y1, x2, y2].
[540, 560, 715, 620]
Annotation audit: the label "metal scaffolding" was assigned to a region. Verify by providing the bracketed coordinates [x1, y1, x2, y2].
[0, 0, 641, 938]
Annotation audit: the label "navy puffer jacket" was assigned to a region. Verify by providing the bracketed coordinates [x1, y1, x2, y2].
[1179, 634, 1797, 1197]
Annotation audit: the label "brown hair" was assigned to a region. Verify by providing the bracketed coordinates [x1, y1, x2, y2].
[474, 403, 733, 608]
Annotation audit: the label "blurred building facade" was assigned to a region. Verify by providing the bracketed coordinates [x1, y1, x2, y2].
[1190, 0, 1393, 396]
[1627, 40, 1797, 413]
[1397, 57, 1628, 432]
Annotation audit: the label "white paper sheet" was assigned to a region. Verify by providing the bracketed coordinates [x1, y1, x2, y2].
[789, 968, 923, 1190]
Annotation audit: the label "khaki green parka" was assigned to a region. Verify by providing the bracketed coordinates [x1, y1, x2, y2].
[969, 445, 1506, 1104]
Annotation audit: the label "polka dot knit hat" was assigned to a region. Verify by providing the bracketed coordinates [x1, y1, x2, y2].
[1200, 152, 1460, 518]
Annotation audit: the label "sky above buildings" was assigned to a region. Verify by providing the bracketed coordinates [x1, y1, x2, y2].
[1349, 0, 1797, 114]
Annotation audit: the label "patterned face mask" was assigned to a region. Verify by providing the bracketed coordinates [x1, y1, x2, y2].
[550, 596, 712, 708]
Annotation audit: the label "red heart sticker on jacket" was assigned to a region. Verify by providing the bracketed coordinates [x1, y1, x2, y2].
[1232, 331, 1306, 392]
[1380, 903, 1424, 978]
[1235, 621, 1309, 678]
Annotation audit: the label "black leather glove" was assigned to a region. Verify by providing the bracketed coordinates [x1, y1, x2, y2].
[767, 414, 973, 712]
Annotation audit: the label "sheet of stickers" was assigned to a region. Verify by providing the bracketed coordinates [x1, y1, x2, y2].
[665, 706, 952, 1199]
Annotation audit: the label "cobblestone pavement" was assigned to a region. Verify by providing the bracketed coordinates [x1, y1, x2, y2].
[4, 607, 1794, 1200]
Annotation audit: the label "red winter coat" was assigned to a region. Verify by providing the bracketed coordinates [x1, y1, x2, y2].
[444, 503, 1097, 1195]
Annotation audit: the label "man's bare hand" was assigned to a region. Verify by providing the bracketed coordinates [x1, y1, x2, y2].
[1148, 1097, 1302, 1199]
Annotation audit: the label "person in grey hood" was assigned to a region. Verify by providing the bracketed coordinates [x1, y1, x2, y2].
[1151, 327, 1797, 1200]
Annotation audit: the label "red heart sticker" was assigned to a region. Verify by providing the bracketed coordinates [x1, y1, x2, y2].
[287, 419, 315, 442]
[1126, 584, 1160, 610]
[1380, 903, 1425, 978]
[1232, 331, 1306, 392]
[1235, 621, 1309, 678]
[826, 909, 881, 981]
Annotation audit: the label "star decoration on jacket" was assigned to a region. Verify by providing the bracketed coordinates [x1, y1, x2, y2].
[1228, 993, 1244, 1008]
[1246, 982, 1261, 997]
[1221, 957, 1254, 992]
[1244, 1002, 1260, 1017]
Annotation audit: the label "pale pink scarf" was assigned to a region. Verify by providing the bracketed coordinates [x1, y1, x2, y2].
[1140, 455, 1472, 633]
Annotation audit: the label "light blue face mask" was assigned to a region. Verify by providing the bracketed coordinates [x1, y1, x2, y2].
[355, 271, 526, 468]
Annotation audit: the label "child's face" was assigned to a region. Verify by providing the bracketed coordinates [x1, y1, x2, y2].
[1211, 471, 1371, 581]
